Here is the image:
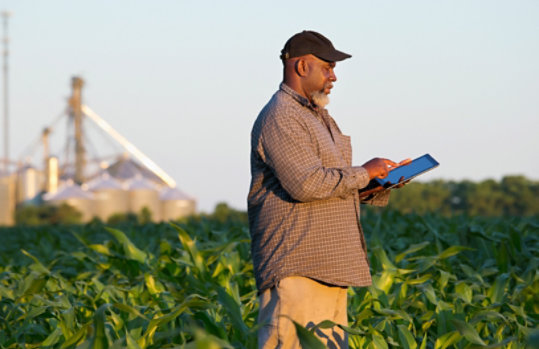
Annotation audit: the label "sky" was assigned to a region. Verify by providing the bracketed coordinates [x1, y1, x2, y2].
[1, 1, 538, 212]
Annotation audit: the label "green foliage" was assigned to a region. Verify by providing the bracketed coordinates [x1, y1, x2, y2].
[138, 207, 153, 224]
[107, 212, 139, 225]
[202, 202, 248, 224]
[0, 211, 537, 348]
[106, 207, 155, 225]
[15, 203, 83, 225]
[388, 175, 539, 216]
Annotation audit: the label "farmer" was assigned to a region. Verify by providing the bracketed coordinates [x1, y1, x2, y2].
[247, 30, 408, 348]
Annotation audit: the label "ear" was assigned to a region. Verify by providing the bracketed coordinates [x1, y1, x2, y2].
[295, 59, 309, 77]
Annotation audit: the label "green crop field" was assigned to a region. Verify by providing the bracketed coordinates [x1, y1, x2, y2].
[0, 211, 537, 348]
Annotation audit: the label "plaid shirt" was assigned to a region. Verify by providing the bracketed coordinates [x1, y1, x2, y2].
[248, 83, 389, 292]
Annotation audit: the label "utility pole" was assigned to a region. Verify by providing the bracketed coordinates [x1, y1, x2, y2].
[69, 76, 85, 184]
[2, 11, 10, 173]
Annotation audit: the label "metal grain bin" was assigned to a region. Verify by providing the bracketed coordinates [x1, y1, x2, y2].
[160, 187, 196, 221]
[43, 181, 95, 222]
[46, 156, 59, 194]
[127, 176, 161, 221]
[16, 165, 42, 203]
[0, 173, 16, 226]
[88, 174, 129, 222]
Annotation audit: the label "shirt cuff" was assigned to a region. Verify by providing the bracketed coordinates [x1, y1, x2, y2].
[362, 189, 391, 207]
[344, 166, 370, 190]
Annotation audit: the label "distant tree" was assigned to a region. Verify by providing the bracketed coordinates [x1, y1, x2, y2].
[138, 207, 153, 224]
[50, 203, 83, 224]
[14, 205, 42, 225]
[501, 176, 537, 215]
[387, 176, 539, 217]
[15, 203, 82, 225]
[210, 202, 248, 224]
[467, 179, 507, 216]
[107, 212, 138, 225]
[447, 180, 475, 214]
[389, 180, 451, 215]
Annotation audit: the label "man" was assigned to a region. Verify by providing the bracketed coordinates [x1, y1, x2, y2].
[248, 30, 408, 348]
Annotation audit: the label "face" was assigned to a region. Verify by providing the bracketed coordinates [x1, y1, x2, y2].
[302, 55, 337, 105]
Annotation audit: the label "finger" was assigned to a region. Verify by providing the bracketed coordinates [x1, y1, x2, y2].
[383, 159, 398, 166]
[373, 186, 385, 193]
[397, 177, 411, 188]
[390, 158, 412, 170]
[399, 158, 412, 166]
[383, 159, 399, 169]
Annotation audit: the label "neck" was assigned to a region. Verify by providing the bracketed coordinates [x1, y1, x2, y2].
[283, 78, 311, 102]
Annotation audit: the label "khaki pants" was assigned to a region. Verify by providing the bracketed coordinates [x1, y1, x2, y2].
[257, 276, 349, 349]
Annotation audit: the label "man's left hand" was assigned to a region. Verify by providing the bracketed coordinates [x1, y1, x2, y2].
[386, 158, 412, 189]
[394, 175, 410, 189]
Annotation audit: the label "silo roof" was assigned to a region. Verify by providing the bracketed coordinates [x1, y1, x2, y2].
[17, 165, 38, 174]
[160, 187, 193, 201]
[43, 181, 94, 201]
[127, 175, 158, 191]
[87, 173, 124, 191]
[103, 157, 166, 186]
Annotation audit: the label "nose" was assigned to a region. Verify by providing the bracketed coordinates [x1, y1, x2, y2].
[329, 69, 337, 82]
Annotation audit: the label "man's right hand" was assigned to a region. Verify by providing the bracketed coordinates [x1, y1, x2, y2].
[362, 157, 410, 180]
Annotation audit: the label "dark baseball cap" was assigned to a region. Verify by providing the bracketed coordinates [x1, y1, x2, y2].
[280, 30, 352, 62]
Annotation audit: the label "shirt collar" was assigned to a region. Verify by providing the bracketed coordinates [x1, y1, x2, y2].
[280, 83, 317, 110]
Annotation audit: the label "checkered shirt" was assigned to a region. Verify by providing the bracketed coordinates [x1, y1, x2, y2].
[248, 83, 389, 292]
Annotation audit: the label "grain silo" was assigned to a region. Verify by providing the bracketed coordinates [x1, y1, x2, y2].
[0, 172, 16, 225]
[160, 187, 196, 221]
[43, 181, 95, 222]
[12, 77, 196, 223]
[127, 175, 161, 221]
[45, 156, 59, 194]
[16, 165, 42, 203]
[88, 173, 129, 222]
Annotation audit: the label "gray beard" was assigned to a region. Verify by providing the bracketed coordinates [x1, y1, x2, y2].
[311, 91, 330, 108]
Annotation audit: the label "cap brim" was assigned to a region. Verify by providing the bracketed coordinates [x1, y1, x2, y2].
[316, 49, 352, 62]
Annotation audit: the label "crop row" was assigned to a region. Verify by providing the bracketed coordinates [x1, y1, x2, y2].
[0, 211, 537, 348]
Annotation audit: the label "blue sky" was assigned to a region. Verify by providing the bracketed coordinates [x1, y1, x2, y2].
[2, 1, 538, 211]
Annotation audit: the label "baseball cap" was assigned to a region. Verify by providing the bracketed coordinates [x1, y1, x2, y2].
[280, 30, 352, 62]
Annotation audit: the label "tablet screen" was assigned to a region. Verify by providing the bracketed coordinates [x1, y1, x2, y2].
[375, 154, 439, 188]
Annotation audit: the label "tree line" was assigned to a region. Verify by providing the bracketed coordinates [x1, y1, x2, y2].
[385, 175, 539, 216]
[12, 175, 538, 225]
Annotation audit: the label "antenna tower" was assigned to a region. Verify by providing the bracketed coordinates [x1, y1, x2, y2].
[2, 11, 10, 173]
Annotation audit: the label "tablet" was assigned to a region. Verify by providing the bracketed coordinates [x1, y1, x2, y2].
[375, 154, 439, 189]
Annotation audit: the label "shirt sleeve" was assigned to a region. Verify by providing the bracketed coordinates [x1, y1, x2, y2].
[259, 113, 370, 202]
[361, 189, 391, 207]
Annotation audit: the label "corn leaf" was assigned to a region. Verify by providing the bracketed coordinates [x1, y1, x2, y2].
[90, 303, 111, 349]
[434, 331, 462, 349]
[105, 227, 147, 263]
[41, 327, 63, 347]
[396, 242, 430, 263]
[398, 324, 417, 349]
[452, 318, 487, 345]
[292, 320, 326, 349]
[371, 334, 389, 349]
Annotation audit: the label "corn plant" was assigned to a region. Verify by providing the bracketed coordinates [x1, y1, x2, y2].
[0, 212, 537, 348]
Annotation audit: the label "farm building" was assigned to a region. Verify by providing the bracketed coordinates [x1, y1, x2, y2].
[0, 77, 195, 225]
